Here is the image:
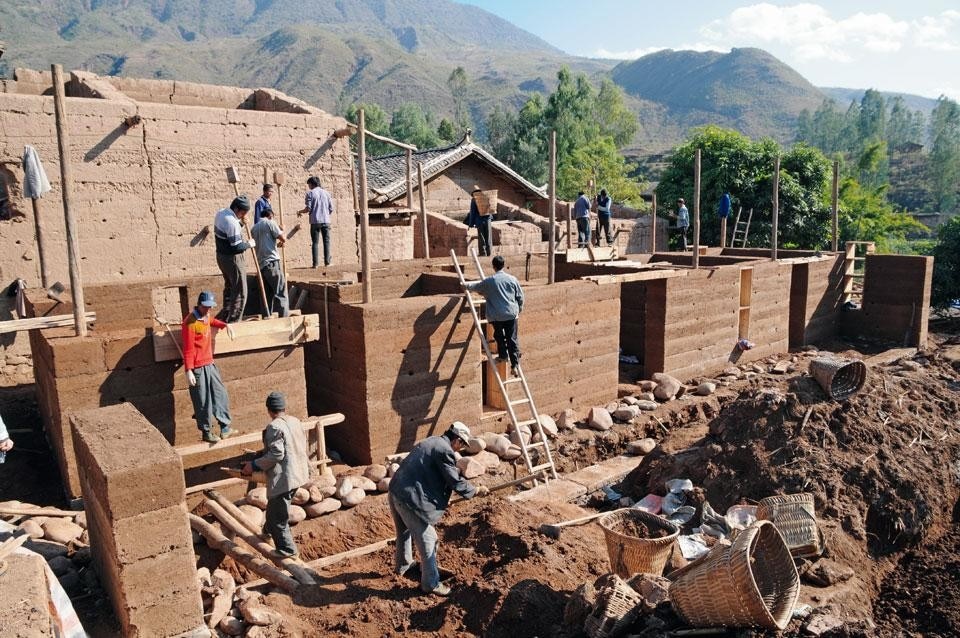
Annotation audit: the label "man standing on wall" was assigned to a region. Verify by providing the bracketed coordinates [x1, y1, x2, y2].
[242, 392, 309, 559]
[182, 291, 236, 443]
[466, 186, 492, 256]
[254, 183, 274, 226]
[297, 176, 334, 268]
[214, 196, 255, 323]
[674, 198, 690, 250]
[573, 191, 592, 248]
[388, 421, 488, 596]
[464, 255, 524, 377]
[251, 206, 289, 318]
[596, 189, 613, 246]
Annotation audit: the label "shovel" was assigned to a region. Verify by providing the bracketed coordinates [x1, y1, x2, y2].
[539, 510, 615, 540]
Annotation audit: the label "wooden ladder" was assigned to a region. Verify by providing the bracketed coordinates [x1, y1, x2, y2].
[450, 248, 558, 485]
[730, 207, 753, 248]
[843, 241, 875, 303]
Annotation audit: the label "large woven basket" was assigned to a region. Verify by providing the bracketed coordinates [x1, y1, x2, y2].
[474, 189, 498, 215]
[757, 493, 823, 558]
[669, 520, 800, 630]
[809, 357, 866, 400]
[583, 574, 643, 638]
[599, 509, 679, 578]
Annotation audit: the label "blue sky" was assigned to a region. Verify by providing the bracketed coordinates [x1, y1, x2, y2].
[459, 1, 960, 99]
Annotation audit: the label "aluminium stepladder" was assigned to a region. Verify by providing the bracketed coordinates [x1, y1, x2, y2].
[450, 248, 558, 486]
[730, 207, 753, 248]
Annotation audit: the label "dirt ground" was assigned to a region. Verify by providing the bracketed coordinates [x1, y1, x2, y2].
[3, 322, 959, 637]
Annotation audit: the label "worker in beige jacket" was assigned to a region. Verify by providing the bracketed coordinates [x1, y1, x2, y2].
[242, 392, 309, 558]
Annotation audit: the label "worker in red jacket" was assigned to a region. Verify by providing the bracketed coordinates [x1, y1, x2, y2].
[182, 291, 236, 443]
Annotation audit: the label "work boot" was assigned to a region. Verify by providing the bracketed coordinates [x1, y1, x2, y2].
[511, 365, 520, 378]
[219, 426, 236, 439]
[425, 583, 451, 597]
[201, 431, 220, 443]
[268, 548, 299, 560]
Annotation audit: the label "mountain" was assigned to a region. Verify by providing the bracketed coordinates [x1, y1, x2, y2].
[612, 48, 827, 152]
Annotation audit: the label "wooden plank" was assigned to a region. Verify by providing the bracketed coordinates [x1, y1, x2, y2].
[582, 270, 688, 284]
[0, 312, 96, 335]
[152, 314, 321, 362]
[176, 413, 343, 469]
[565, 247, 618, 263]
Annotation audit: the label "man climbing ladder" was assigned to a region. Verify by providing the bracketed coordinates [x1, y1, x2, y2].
[463, 255, 523, 377]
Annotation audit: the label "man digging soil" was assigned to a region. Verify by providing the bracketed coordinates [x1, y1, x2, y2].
[388, 421, 489, 596]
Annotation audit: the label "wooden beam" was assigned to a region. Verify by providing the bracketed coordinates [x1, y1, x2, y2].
[405, 148, 413, 210]
[0, 311, 96, 335]
[772, 155, 780, 261]
[548, 130, 556, 284]
[563, 247, 618, 263]
[152, 314, 320, 362]
[358, 110, 372, 304]
[363, 129, 417, 151]
[650, 192, 657, 254]
[582, 270, 688, 284]
[333, 125, 356, 138]
[176, 413, 344, 469]
[692, 148, 701, 269]
[417, 162, 430, 259]
[831, 159, 839, 253]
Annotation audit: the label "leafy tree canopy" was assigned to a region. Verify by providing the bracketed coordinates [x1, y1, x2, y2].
[931, 216, 960, 310]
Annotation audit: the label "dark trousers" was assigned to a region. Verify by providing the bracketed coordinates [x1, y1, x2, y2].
[188, 363, 231, 433]
[492, 318, 521, 366]
[597, 213, 612, 245]
[310, 223, 331, 267]
[576, 217, 591, 247]
[475, 215, 491, 256]
[264, 489, 297, 556]
[260, 260, 289, 318]
[216, 252, 247, 323]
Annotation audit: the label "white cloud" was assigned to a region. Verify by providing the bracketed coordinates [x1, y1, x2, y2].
[700, 3, 959, 62]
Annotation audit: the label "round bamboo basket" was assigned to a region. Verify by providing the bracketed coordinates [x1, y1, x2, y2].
[809, 357, 866, 400]
[583, 575, 643, 638]
[757, 493, 823, 558]
[669, 520, 800, 630]
[599, 509, 679, 578]
[474, 189, 498, 215]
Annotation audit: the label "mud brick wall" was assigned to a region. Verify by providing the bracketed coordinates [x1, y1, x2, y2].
[71, 403, 204, 637]
[789, 256, 845, 347]
[843, 255, 933, 347]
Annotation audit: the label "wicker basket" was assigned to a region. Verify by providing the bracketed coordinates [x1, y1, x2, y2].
[583, 574, 643, 638]
[757, 493, 823, 558]
[474, 189, 498, 215]
[809, 357, 866, 400]
[599, 509, 679, 578]
[669, 520, 800, 630]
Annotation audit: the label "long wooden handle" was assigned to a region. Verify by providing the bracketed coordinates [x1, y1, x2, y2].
[242, 221, 272, 317]
[553, 510, 608, 529]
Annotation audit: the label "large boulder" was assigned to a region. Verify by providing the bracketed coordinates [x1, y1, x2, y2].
[485, 434, 513, 458]
[627, 438, 657, 456]
[352, 476, 378, 492]
[304, 498, 341, 517]
[312, 474, 336, 489]
[341, 487, 366, 508]
[246, 487, 268, 509]
[387, 462, 401, 477]
[538, 414, 559, 438]
[509, 424, 532, 446]
[291, 487, 310, 506]
[588, 407, 613, 431]
[501, 445, 523, 461]
[637, 400, 659, 411]
[652, 373, 682, 401]
[363, 464, 388, 482]
[457, 456, 486, 479]
[466, 437, 486, 455]
[308, 483, 336, 502]
[638, 380, 658, 392]
[613, 405, 641, 422]
[238, 504, 265, 529]
[376, 477, 391, 492]
[557, 408, 578, 430]
[696, 382, 716, 396]
[287, 505, 306, 525]
[334, 477, 354, 500]
[18, 520, 44, 539]
[473, 450, 501, 471]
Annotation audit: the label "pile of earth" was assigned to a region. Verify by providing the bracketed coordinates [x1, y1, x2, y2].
[621, 349, 960, 628]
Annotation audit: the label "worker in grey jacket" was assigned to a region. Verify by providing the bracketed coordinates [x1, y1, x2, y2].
[388, 422, 489, 596]
[242, 392, 309, 558]
[464, 255, 524, 377]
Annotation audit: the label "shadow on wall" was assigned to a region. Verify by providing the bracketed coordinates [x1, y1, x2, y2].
[391, 297, 473, 453]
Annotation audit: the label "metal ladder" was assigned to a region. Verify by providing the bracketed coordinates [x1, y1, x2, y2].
[730, 207, 753, 248]
[450, 249, 558, 485]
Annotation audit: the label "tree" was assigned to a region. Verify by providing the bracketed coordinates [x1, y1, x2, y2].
[389, 103, 440, 150]
[446, 66, 471, 134]
[437, 118, 457, 144]
[931, 216, 960, 310]
[928, 96, 960, 212]
[557, 137, 643, 205]
[484, 105, 516, 161]
[858, 89, 887, 146]
[345, 102, 392, 156]
[837, 177, 924, 250]
[593, 78, 638, 147]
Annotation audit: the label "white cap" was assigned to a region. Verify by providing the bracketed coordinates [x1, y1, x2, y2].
[449, 421, 471, 444]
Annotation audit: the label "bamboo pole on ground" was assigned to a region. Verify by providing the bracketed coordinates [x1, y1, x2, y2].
[188, 513, 299, 593]
[650, 192, 657, 253]
[51, 64, 87, 337]
[358, 110, 372, 304]
[771, 155, 780, 261]
[203, 497, 317, 586]
[417, 162, 430, 259]
[831, 159, 839, 252]
[692, 148, 701, 270]
[548, 130, 556, 284]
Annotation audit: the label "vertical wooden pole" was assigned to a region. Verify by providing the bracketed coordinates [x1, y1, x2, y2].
[650, 192, 657, 254]
[831, 160, 839, 252]
[720, 212, 728, 249]
[771, 155, 780, 261]
[417, 162, 430, 259]
[349, 161, 359, 212]
[358, 110, 372, 303]
[405, 148, 413, 210]
[51, 64, 87, 337]
[274, 178, 289, 295]
[31, 199, 50, 288]
[692, 148, 701, 270]
[548, 130, 556, 284]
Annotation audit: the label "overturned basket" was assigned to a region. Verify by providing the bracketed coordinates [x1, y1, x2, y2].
[757, 493, 823, 559]
[599, 509, 679, 578]
[669, 520, 800, 630]
[809, 357, 866, 400]
[583, 574, 643, 638]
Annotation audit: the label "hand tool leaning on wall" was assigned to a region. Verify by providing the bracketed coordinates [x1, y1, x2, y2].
[226, 166, 271, 317]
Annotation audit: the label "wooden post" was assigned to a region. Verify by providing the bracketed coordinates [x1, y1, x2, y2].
[650, 192, 657, 254]
[720, 209, 727, 249]
[349, 162, 359, 212]
[405, 148, 413, 210]
[417, 162, 430, 259]
[771, 155, 780, 261]
[273, 171, 289, 296]
[831, 159, 839, 252]
[692, 148, 701, 270]
[548, 130, 556, 284]
[358, 110, 372, 304]
[51, 64, 87, 337]
[30, 199, 50, 288]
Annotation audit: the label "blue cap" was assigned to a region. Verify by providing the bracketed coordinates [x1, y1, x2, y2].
[197, 291, 217, 308]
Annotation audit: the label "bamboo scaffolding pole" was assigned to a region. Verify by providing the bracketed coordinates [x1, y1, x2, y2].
[548, 130, 557, 284]
[417, 162, 430, 259]
[692, 148, 701, 269]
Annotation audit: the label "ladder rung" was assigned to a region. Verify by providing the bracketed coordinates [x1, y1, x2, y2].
[503, 377, 523, 384]
[509, 398, 530, 406]
[470, 296, 486, 303]
[526, 441, 547, 449]
[516, 419, 538, 427]
[530, 463, 555, 473]
[479, 319, 489, 325]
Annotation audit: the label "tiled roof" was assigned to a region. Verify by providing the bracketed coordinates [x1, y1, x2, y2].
[361, 134, 547, 204]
